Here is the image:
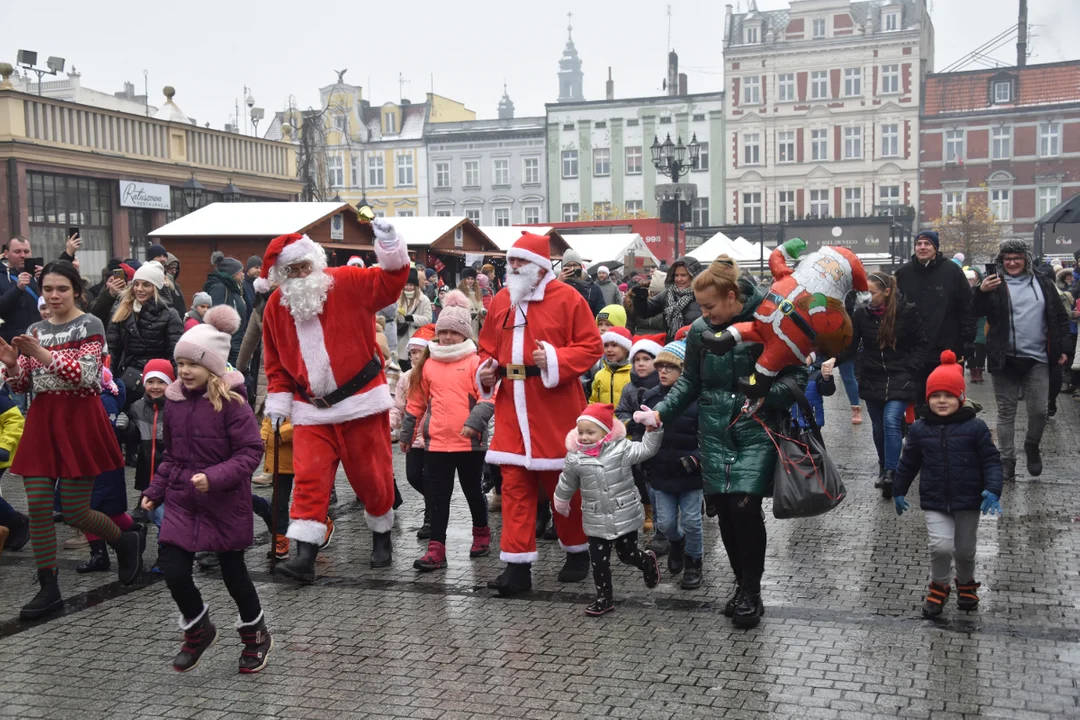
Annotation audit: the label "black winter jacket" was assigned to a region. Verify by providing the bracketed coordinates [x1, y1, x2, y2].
[639, 384, 702, 493]
[893, 404, 1002, 513]
[837, 303, 927, 402]
[972, 271, 1070, 374]
[0, 267, 41, 342]
[894, 253, 974, 370]
[565, 276, 605, 316]
[106, 300, 184, 376]
[203, 271, 248, 363]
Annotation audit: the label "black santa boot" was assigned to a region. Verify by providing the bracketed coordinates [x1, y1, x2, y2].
[278, 541, 318, 584]
[487, 562, 533, 597]
[557, 551, 591, 582]
[371, 531, 393, 568]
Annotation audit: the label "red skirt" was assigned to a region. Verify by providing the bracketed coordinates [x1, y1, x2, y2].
[12, 393, 124, 479]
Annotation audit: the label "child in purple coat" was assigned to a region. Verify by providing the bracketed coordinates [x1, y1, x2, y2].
[141, 306, 270, 675]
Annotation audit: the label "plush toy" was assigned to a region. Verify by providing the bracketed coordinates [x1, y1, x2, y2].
[701, 238, 869, 399]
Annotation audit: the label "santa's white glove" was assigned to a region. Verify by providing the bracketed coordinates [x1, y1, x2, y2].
[553, 497, 571, 517]
[372, 218, 398, 247]
[633, 405, 661, 428]
[268, 412, 286, 433]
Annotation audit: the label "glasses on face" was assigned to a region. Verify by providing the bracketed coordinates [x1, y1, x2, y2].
[1002, 256, 1025, 264]
[284, 263, 313, 278]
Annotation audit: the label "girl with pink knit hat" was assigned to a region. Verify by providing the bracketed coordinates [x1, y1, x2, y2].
[399, 290, 495, 570]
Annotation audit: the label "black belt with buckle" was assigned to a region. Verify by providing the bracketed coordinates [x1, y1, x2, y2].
[499, 364, 542, 380]
[297, 356, 383, 409]
[766, 291, 817, 343]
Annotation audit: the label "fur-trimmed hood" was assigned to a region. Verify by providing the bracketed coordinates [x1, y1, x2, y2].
[993, 238, 1035, 277]
[565, 417, 627, 452]
[164, 369, 247, 401]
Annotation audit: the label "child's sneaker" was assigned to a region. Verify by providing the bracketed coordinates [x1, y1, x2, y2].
[642, 549, 661, 588]
[584, 596, 615, 616]
[269, 536, 289, 560]
[320, 517, 335, 550]
[922, 581, 950, 618]
[955, 578, 981, 611]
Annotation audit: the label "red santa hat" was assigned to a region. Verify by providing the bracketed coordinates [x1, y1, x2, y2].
[407, 324, 437, 350]
[629, 337, 663, 360]
[347, 255, 365, 268]
[830, 246, 869, 293]
[601, 326, 633, 353]
[141, 358, 176, 385]
[577, 403, 614, 434]
[506, 232, 553, 273]
[253, 233, 323, 293]
[675, 325, 692, 341]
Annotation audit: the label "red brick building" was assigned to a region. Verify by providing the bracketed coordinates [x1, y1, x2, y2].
[919, 60, 1080, 248]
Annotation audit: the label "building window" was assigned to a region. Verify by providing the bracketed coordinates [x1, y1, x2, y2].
[778, 73, 795, 102]
[563, 123, 575, 131]
[334, 114, 348, 132]
[1038, 186, 1061, 218]
[844, 68, 862, 97]
[464, 160, 480, 187]
[778, 190, 795, 222]
[435, 209, 452, 217]
[844, 187, 862, 217]
[494, 207, 511, 226]
[881, 64, 899, 94]
[659, 116, 672, 124]
[881, 124, 899, 157]
[350, 154, 360, 187]
[745, 26, 759, 44]
[778, 131, 796, 163]
[810, 129, 828, 161]
[742, 193, 762, 224]
[562, 203, 580, 222]
[945, 129, 965, 163]
[493, 158, 510, 186]
[434, 161, 451, 189]
[884, 11, 899, 31]
[524, 206, 541, 224]
[993, 81, 1011, 103]
[627, 119, 639, 127]
[743, 76, 761, 104]
[523, 157, 540, 184]
[812, 18, 826, 37]
[593, 148, 611, 176]
[692, 142, 710, 171]
[809, 189, 829, 218]
[1039, 123, 1060, 157]
[691, 198, 709, 226]
[594, 121, 607, 129]
[373, 210, 386, 218]
[465, 208, 481, 223]
[879, 185, 901, 206]
[990, 189, 1011, 221]
[943, 191, 964, 217]
[561, 150, 578, 179]
[384, 111, 397, 135]
[844, 127, 862, 159]
[625, 146, 643, 174]
[593, 201, 612, 217]
[626, 200, 644, 215]
[326, 155, 343, 188]
[396, 210, 415, 218]
[991, 126, 1011, 159]
[744, 132, 761, 165]
[811, 71, 828, 100]
[27, 172, 112, 278]
[368, 154, 385, 187]
[396, 153, 414, 186]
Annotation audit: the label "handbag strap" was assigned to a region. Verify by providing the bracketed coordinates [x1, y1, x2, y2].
[775, 374, 820, 432]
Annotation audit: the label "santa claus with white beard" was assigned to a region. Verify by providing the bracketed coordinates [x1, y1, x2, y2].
[255, 220, 410, 583]
[477, 232, 604, 595]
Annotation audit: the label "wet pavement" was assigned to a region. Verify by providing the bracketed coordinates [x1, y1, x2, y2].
[1, 378, 1079, 719]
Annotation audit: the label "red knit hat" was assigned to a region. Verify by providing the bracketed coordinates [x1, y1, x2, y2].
[506, 232, 553, 272]
[926, 350, 965, 402]
[253, 233, 321, 293]
[142, 358, 176, 385]
[577, 403, 615, 434]
[601, 326, 633, 353]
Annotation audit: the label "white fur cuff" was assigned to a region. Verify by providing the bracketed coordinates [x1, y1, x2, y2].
[476, 359, 498, 400]
[559, 541, 589, 553]
[539, 342, 560, 389]
[236, 610, 264, 629]
[178, 603, 209, 631]
[366, 509, 394, 533]
[373, 220, 409, 272]
[500, 551, 539, 564]
[286, 518, 327, 545]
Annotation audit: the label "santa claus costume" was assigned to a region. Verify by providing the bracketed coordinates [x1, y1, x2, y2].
[257, 220, 410, 583]
[477, 232, 604, 595]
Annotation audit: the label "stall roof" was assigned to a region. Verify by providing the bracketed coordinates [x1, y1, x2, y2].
[562, 233, 659, 267]
[151, 202, 349, 238]
[386, 217, 501, 253]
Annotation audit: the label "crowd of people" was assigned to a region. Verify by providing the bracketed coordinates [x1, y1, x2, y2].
[0, 221, 1072, 675]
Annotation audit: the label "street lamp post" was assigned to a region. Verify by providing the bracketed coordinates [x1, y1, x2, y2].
[650, 133, 701, 258]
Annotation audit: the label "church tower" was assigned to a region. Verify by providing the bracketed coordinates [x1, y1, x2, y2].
[498, 82, 515, 119]
[557, 12, 584, 102]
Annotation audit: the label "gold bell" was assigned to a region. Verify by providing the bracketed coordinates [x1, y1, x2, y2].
[357, 205, 375, 223]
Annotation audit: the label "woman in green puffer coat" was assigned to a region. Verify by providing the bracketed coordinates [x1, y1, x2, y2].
[637, 256, 807, 630]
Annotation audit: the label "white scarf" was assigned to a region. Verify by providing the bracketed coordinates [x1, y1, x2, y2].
[428, 339, 477, 363]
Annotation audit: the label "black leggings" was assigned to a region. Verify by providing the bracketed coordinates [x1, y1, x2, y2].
[423, 451, 488, 544]
[405, 448, 426, 497]
[972, 342, 987, 372]
[708, 493, 767, 593]
[159, 543, 262, 624]
[588, 532, 646, 600]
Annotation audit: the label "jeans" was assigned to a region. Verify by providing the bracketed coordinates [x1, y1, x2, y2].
[838, 360, 860, 406]
[423, 450, 488, 544]
[991, 363, 1050, 460]
[708, 493, 766, 593]
[652, 488, 704, 559]
[863, 398, 907, 470]
[11, 392, 27, 414]
[925, 509, 980, 585]
[158, 543, 262, 623]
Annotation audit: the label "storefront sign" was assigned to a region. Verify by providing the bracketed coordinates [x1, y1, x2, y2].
[789, 221, 895, 257]
[330, 213, 344, 240]
[119, 181, 171, 210]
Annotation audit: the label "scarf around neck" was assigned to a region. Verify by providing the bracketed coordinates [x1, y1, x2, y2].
[428, 339, 476, 363]
[579, 430, 615, 457]
[663, 286, 695, 338]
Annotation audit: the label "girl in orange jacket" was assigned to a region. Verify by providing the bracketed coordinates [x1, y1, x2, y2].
[401, 291, 494, 571]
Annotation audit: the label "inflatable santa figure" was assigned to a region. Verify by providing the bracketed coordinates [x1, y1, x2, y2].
[702, 238, 869, 398]
[257, 220, 410, 582]
[476, 232, 604, 595]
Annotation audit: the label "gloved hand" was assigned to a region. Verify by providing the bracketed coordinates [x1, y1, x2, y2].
[782, 237, 807, 259]
[115, 413, 129, 430]
[676, 456, 700, 476]
[404, 314, 414, 324]
[268, 413, 286, 432]
[980, 490, 1002, 516]
[633, 405, 660, 428]
[372, 218, 397, 245]
[553, 497, 571, 517]
[894, 495, 909, 516]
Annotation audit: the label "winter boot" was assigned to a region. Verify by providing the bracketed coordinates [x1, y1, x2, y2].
[881, 469, 895, 499]
[641, 549, 661, 589]
[110, 529, 143, 585]
[646, 533, 670, 557]
[922, 581, 950, 618]
[1024, 442, 1042, 477]
[667, 538, 686, 574]
[76, 539, 110, 574]
[874, 461, 885, 489]
[723, 580, 743, 617]
[680, 556, 703, 590]
[1003, 458, 1017, 482]
[413, 540, 447, 571]
[4, 511, 29, 551]
[584, 593, 615, 616]
[370, 531, 393, 568]
[535, 498, 551, 539]
[732, 582, 764, 629]
[955, 578, 981, 611]
[20, 568, 63, 621]
[173, 606, 218, 672]
[543, 521, 559, 541]
[237, 612, 274, 674]
[277, 541, 318, 584]
[416, 508, 431, 539]
[557, 551, 590, 582]
[469, 526, 491, 558]
[487, 562, 533, 596]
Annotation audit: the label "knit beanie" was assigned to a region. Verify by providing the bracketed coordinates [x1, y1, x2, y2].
[629, 337, 663, 361]
[142, 358, 176, 385]
[577, 403, 614, 434]
[246, 255, 263, 271]
[435, 290, 473, 339]
[146, 244, 168, 261]
[601, 326, 633, 352]
[174, 305, 241, 378]
[655, 340, 686, 368]
[133, 260, 165, 290]
[211, 251, 244, 276]
[915, 230, 940, 250]
[191, 291, 212, 309]
[925, 350, 965, 403]
[562, 249, 584, 267]
[596, 304, 627, 328]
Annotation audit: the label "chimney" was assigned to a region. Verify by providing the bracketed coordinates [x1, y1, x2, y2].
[606, 67, 614, 100]
[1016, 0, 1028, 67]
[667, 51, 679, 97]
[678, 73, 688, 96]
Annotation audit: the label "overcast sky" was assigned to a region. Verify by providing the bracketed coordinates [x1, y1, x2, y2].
[4, 0, 1077, 133]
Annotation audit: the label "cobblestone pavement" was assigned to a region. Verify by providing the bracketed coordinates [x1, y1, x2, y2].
[1, 380, 1079, 719]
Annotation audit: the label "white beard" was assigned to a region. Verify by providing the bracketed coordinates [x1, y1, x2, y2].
[507, 263, 543, 305]
[279, 270, 333, 322]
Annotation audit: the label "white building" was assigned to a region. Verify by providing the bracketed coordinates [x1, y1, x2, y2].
[722, 0, 933, 225]
[9, 69, 158, 117]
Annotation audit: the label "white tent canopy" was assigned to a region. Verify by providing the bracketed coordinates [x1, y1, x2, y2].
[689, 231, 764, 264]
[562, 233, 659, 268]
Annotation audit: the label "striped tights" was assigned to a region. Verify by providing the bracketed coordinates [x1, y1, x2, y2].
[24, 476, 121, 569]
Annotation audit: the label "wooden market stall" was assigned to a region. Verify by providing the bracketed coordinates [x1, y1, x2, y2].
[385, 217, 501, 285]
